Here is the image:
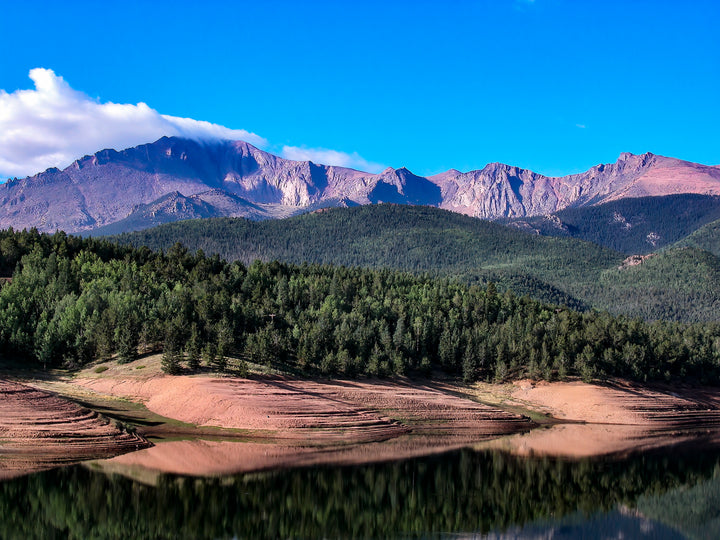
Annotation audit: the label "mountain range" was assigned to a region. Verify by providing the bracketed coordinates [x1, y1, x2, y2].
[2, 136, 720, 234]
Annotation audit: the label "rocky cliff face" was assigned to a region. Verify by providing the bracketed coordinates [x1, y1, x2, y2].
[432, 152, 720, 218]
[2, 136, 719, 233]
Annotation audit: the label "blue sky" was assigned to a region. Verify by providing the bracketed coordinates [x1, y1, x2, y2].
[1, 0, 719, 179]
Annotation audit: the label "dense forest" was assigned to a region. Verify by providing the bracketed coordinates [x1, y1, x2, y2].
[501, 194, 720, 255]
[2, 228, 720, 384]
[111, 204, 720, 323]
[675, 216, 720, 258]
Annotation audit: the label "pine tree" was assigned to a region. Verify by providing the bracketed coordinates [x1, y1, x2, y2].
[161, 322, 183, 375]
[202, 342, 217, 368]
[186, 323, 201, 371]
[214, 318, 233, 372]
[116, 316, 139, 364]
[161, 344, 182, 375]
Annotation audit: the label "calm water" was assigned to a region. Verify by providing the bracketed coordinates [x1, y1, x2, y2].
[2, 443, 720, 539]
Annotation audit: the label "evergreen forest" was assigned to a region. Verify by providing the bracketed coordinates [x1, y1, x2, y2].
[501, 194, 720, 254]
[2, 227, 720, 384]
[112, 204, 720, 322]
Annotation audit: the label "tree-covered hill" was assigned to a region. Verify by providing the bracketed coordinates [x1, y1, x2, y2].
[110, 204, 720, 322]
[673, 217, 720, 258]
[501, 194, 720, 255]
[110, 204, 621, 311]
[3, 228, 720, 384]
[596, 247, 720, 322]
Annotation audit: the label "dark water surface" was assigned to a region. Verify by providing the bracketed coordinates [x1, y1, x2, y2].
[2, 443, 720, 539]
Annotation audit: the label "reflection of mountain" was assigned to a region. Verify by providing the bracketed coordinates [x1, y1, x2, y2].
[2, 135, 720, 234]
[2, 447, 720, 538]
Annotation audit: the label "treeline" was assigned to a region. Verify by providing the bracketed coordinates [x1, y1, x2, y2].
[2, 228, 720, 383]
[111, 204, 620, 312]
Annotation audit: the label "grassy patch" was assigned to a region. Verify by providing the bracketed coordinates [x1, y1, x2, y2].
[460, 382, 558, 425]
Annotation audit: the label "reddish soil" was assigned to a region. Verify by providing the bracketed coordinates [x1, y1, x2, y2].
[479, 379, 720, 458]
[8, 360, 720, 478]
[0, 380, 149, 479]
[78, 375, 534, 444]
[74, 372, 535, 476]
[510, 379, 720, 427]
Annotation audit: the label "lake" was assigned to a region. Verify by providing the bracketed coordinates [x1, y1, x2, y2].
[1, 441, 719, 538]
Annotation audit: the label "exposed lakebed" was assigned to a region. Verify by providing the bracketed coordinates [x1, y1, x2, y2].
[4, 357, 720, 537]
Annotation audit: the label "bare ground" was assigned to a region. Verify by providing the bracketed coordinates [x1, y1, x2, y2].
[0, 380, 149, 479]
[73, 358, 534, 476]
[474, 379, 720, 457]
[5, 355, 720, 478]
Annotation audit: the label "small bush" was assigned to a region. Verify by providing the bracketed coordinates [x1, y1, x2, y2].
[113, 420, 136, 435]
[94, 365, 109, 374]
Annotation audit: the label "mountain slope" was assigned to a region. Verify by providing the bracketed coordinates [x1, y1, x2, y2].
[597, 248, 720, 321]
[0, 137, 367, 233]
[433, 152, 720, 219]
[2, 136, 720, 234]
[112, 204, 720, 322]
[87, 190, 280, 236]
[111, 204, 622, 310]
[502, 194, 720, 254]
[673, 217, 720, 258]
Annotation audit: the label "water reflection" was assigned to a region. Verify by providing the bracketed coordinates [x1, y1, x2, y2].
[1, 445, 718, 539]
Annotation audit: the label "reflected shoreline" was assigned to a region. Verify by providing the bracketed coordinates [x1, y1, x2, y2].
[5, 370, 720, 481]
[2, 442, 719, 539]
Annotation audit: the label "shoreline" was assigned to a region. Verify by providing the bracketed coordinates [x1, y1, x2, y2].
[4, 355, 720, 479]
[0, 379, 150, 480]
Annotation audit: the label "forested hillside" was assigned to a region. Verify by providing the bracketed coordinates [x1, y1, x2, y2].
[674, 217, 720, 257]
[598, 248, 720, 322]
[2, 228, 720, 384]
[111, 204, 720, 322]
[502, 194, 720, 254]
[112, 205, 619, 310]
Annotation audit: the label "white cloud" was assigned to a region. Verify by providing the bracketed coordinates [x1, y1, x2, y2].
[0, 68, 385, 180]
[0, 68, 267, 179]
[575, 123, 587, 129]
[281, 145, 385, 173]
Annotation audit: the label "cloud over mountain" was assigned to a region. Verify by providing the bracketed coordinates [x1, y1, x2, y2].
[0, 68, 267, 179]
[281, 145, 385, 173]
[0, 69, 384, 179]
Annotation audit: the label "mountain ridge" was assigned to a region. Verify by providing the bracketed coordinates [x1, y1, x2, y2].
[2, 136, 720, 234]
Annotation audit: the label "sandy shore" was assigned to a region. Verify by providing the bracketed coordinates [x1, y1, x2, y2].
[476, 379, 720, 457]
[5, 356, 720, 478]
[76, 374, 533, 443]
[74, 362, 534, 477]
[510, 379, 720, 426]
